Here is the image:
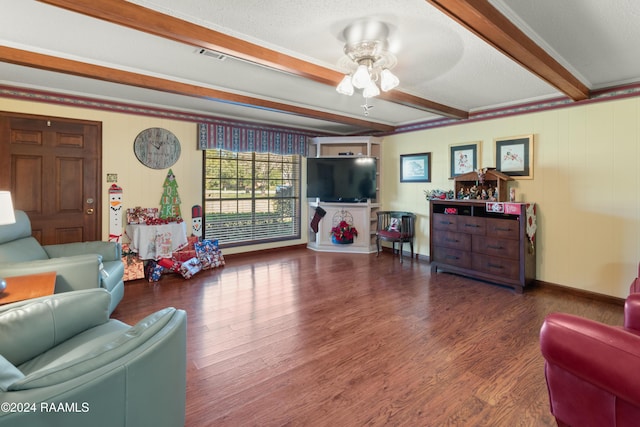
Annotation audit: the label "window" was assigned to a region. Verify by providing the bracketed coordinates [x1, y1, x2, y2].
[203, 150, 301, 246]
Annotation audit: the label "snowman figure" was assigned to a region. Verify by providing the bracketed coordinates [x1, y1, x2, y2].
[191, 204, 203, 240]
[108, 184, 123, 242]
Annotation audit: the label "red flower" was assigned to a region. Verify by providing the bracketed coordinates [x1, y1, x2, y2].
[331, 220, 358, 241]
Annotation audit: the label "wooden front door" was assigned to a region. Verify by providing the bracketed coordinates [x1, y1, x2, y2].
[0, 112, 101, 245]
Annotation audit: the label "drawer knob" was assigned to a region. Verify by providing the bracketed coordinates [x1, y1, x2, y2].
[464, 223, 480, 228]
[495, 227, 511, 232]
[487, 245, 503, 250]
[487, 263, 503, 269]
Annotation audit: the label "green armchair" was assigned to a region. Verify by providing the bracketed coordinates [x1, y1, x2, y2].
[0, 210, 124, 314]
[0, 289, 187, 427]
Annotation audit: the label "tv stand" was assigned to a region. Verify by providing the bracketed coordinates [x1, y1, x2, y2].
[307, 200, 378, 253]
[326, 198, 366, 203]
[308, 137, 382, 254]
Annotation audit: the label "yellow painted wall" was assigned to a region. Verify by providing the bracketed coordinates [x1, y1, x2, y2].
[3, 94, 640, 297]
[0, 97, 307, 255]
[382, 97, 640, 298]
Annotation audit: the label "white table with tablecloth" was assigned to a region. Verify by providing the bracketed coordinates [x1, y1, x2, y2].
[124, 222, 188, 260]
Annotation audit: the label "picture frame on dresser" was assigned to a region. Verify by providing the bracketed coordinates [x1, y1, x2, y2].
[495, 134, 534, 179]
[400, 152, 431, 183]
[449, 141, 481, 177]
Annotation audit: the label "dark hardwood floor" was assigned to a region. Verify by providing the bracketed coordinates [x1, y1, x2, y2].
[111, 248, 624, 427]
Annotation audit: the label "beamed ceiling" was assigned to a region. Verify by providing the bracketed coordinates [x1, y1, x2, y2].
[1, 0, 640, 135]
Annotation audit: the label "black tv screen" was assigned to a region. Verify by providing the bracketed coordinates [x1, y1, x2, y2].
[307, 157, 377, 202]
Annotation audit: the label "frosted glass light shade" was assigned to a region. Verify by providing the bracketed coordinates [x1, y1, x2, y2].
[336, 75, 354, 96]
[351, 64, 372, 89]
[362, 81, 380, 98]
[380, 69, 400, 91]
[0, 191, 15, 225]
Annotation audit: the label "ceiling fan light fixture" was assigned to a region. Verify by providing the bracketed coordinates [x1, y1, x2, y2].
[380, 69, 399, 92]
[336, 22, 399, 109]
[336, 75, 355, 96]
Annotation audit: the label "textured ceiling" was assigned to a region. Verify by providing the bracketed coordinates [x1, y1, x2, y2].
[1, 0, 639, 135]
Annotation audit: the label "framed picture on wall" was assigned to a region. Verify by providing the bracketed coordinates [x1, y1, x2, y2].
[449, 141, 481, 177]
[495, 135, 534, 179]
[400, 152, 431, 182]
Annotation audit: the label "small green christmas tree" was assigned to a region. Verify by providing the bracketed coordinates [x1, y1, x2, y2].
[159, 169, 181, 219]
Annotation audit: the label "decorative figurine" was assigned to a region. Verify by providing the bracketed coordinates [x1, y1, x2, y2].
[108, 184, 123, 242]
[192, 205, 203, 239]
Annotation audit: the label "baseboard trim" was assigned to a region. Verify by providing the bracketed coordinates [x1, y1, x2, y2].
[534, 280, 625, 306]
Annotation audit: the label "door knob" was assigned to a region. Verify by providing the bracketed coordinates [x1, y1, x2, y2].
[86, 208, 94, 215]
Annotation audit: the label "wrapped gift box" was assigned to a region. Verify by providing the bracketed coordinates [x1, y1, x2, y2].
[172, 235, 198, 262]
[145, 260, 164, 282]
[126, 207, 159, 225]
[158, 257, 182, 274]
[121, 243, 144, 281]
[195, 239, 225, 270]
[179, 257, 202, 279]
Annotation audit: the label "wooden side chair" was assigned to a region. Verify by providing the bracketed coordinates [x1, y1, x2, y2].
[376, 211, 416, 262]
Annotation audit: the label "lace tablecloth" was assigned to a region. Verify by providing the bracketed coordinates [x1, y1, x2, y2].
[125, 222, 188, 260]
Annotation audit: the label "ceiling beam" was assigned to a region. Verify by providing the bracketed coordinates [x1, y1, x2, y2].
[379, 91, 467, 119]
[0, 46, 395, 133]
[426, 0, 590, 101]
[37, 0, 468, 119]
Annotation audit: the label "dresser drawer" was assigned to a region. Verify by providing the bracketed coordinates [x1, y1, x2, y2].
[433, 247, 471, 269]
[486, 218, 519, 240]
[432, 213, 458, 232]
[472, 236, 519, 259]
[432, 230, 471, 251]
[472, 253, 519, 279]
[456, 216, 486, 235]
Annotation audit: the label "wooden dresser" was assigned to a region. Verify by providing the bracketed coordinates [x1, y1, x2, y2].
[429, 199, 536, 293]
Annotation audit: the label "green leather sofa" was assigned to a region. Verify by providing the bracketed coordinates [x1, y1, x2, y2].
[0, 289, 187, 427]
[0, 210, 124, 314]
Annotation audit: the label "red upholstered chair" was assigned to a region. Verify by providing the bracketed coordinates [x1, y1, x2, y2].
[375, 211, 416, 263]
[540, 292, 640, 427]
[630, 262, 640, 294]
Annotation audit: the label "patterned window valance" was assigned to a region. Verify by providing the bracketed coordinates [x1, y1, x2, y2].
[198, 123, 311, 156]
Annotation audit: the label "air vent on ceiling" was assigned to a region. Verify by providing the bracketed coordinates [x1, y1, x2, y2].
[195, 48, 227, 61]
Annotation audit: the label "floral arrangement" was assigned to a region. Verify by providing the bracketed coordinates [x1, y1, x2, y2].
[424, 189, 455, 200]
[331, 220, 358, 241]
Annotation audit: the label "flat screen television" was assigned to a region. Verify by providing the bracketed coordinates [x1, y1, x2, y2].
[307, 156, 377, 202]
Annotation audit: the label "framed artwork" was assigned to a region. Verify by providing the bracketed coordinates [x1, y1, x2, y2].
[400, 152, 431, 182]
[495, 135, 534, 179]
[449, 141, 481, 177]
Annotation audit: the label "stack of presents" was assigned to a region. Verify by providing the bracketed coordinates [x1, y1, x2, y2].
[145, 236, 225, 282]
[122, 207, 225, 282]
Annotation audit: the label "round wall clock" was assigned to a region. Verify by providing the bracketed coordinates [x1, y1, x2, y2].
[133, 127, 181, 169]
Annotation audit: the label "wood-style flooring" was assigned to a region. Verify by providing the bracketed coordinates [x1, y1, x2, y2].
[111, 248, 624, 427]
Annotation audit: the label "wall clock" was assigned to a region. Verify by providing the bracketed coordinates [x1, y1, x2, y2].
[133, 127, 181, 169]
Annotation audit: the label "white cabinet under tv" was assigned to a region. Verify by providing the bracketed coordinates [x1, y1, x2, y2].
[307, 201, 378, 253]
[307, 136, 382, 254]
